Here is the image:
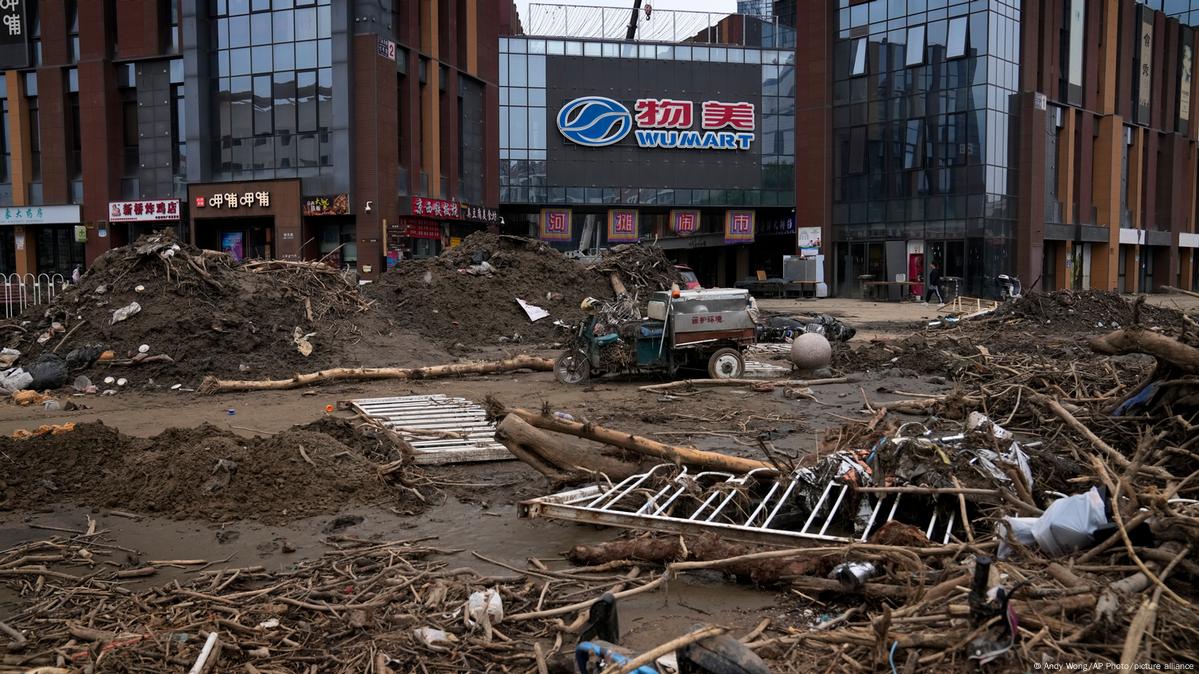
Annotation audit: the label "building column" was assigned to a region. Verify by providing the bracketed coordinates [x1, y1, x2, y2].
[1098, 0, 1120, 116]
[1016, 92, 1047, 285]
[793, 0, 832, 287]
[1055, 241, 1072, 290]
[1124, 244, 1139, 293]
[352, 34, 399, 280]
[11, 226, 35, 277]
[1059, 108, 1076, 224]
[1092, 115, 1124, 290]
[1181, 248, 1195, 290]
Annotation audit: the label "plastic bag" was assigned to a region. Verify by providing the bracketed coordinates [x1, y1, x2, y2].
[0, 368, 33, 393]
[467, 589, 504, 626]
[26, 355, 69, 391]
[999, 487, 1108, 558]
[111, 301, 142, 324]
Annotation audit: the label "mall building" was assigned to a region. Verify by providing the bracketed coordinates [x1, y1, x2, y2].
[498, 7, 799, 288]
[506, 0, 1199, 296]
[1, 0, 508, 282]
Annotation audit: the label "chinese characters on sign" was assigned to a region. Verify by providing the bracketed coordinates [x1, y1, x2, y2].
[376, 38, 397, 61]
[700, 101, 756, 131]
[108, 200, 181, 222]
[195, 191, 271, 209]
[689, 314, 725, 326]
[634, 99, 693, 129]
[670, 210, 700, 236]
[0, 0, 28, 70]
[302, 194, 349, 216]
[460, 203, 500, 224]
[758, 216, 796, 235]
[2, 205, 80, 225]
[724, 210, 756, 244]
[606, 209, 639, 243]
[411, 197, 461, 220]
[557, 96, 756, 151]
[539, 208, 572, 241]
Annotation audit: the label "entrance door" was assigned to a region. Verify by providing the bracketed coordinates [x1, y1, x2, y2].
[908, 252, 924, 297]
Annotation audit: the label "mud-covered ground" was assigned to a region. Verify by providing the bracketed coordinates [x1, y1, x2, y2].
[1, 291, 1196, 672]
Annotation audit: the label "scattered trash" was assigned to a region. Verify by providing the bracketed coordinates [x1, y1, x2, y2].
[170, 384, 182, 390]
[998, 487, 1109, 558]
[111, 301, 142, 324]
[42, 399, 61, 411]
[466, 589, 504, 627]
[348, 394, 513, 465]
[257, 618, 280, 630]
[292, 327, 316, 357]
[26, 355, 70, 390]
[0, 348, 19, 368]
[226, 408, 236, 416]
[135, 284, 145, 292]
[104, 376, 116, 384]
[829, 561, 879, 590]
[12, 390, 51, 406]
[116, 378, 128, 387]
[101, 389, 117, 396]
[138, 344, 150, 354]
[0, 368, 33, 393]
[515, 298, 549, 322]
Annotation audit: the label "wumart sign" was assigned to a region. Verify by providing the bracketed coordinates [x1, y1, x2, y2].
[556, 96, 754, 151]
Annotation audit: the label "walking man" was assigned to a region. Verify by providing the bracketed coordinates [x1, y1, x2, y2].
[924, 262, 944, 304]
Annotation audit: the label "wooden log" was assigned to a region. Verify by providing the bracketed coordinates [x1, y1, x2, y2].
[1162, 285, 1199, 299]
[638, 377, 849, 393]
[199, 355, 554, 394]
[1089, 328, 1199, 374]
[609, 272, 628, 297]
[504, 408, 772, 474]
[496, 415, 641, 483]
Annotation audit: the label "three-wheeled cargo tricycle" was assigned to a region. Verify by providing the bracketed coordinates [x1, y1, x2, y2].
[554, 288, 757, 384]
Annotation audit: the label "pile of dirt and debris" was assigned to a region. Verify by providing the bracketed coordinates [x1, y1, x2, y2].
[367, 232, 613, 345]
[0, 420, 413, 522]
[982, 289, 1186, 332]
[1, 231, 375, 385]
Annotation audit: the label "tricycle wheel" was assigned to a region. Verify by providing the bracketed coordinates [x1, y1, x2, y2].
[554, 350, 590, 385]
[707, 348, 745, 379]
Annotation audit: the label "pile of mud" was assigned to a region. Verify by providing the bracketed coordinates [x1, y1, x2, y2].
[0, 419, 411, 522]
[985, 289, 1186, 332]
[835, 291, 1185, 376]
[366, 232, 614, 345]
[3, 231, 379, 383]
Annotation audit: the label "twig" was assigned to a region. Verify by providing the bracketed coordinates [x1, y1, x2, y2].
[602, 625, 726, 674]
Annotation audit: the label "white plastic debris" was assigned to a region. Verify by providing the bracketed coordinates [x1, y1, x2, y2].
[0, 348, 20, 368]
[101, 389, 117, 396]
[0, 368, 33, 393]
[414, 627, 457, 646]
[135, 284, 146, 292]
[515, 298, 549, 322]
[829, 561, 879, 590]
[72, 375, 93, 392]
[43, 399, 61, 411]
[999, 487, 1109, 558]
[138, 344, 150, 354]
[171, 384, 182, 390]
[116, 378, 128, 387]
[466, 589, 504, 626]
[256, 618, 280, 630]
[103, 376, 116, 385]
[111, 301, 142, 324]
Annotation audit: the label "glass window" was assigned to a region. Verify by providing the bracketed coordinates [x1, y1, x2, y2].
[318, 38, 331, 67]
[601, 42, 619, 57]
[252, 45, 272, 73]
[295, 7, 317, 40]
[509, 54, 527, 87]
[229, 15, 250, 48]
[296, 40, 317, 69]
[297, 70, 317, 132]
[906, 25, 925, 66]
[274, 71, 296, 133]
[528, 55, 545, 87]
[253, 75, 272, 135]
[947, 17, 968, 58]
[851, 38, 867, 76]
[251, 12, 271, 44]
[273, 10, 294, 42]
[529, 108, 546, 148]
[317, 4, 331, 37]
[274, 42, 294, 70]
[230, 47, 251, 76]
[584, 41, 600, 57]
[230, 76, 252, 138]
[565, 41, 583, 56]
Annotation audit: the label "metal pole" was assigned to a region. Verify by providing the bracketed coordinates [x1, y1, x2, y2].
[627, 0, 642, 40]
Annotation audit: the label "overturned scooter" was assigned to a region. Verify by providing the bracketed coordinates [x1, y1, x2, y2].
[575, 594, 769, 674]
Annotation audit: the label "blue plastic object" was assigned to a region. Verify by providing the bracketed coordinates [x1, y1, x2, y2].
[596, 333, 621, 346]
[575, 641, 660, 674]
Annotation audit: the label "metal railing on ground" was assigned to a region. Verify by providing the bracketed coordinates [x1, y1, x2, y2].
[2, 273, 66, 319]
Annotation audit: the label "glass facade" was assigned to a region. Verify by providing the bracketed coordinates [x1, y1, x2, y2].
[499, 36, 796, 207]
[738, 0, 774, 19]
[831, 0, 1021, 297]
[1142, 0, 1199, 25]
[208, 0, 333, 181]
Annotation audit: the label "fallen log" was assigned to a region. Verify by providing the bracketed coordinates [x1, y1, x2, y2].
[638, 376, 849, 393]
[496, 415, 642, 485]
[503, 408, 772, 474]
[1089, 328, 1199, 374]
[199, 355, 553, 393]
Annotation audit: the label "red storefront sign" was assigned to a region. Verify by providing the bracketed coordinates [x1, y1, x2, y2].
[402, 220, 441, 240]
[411, 197, 461, 219]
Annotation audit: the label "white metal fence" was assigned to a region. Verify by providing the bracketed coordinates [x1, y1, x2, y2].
[2, 273, 66, 319]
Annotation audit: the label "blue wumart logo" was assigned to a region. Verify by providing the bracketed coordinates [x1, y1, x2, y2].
[557, 96, 632, 147]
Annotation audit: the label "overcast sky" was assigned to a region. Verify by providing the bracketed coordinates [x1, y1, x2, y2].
[513, 0, 738, 29]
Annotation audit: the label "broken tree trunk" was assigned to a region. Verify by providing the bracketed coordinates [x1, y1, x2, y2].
[199, 356, 553, 394]
[638, 377, 849, 393]
[1089, 328, 1199, 374]
[496, 415, 642, 485]
[609, 272, 628, 297]
[503, 408, 772, 474]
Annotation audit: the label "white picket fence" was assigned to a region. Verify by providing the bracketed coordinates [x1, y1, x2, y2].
[2, 273, 66, 319]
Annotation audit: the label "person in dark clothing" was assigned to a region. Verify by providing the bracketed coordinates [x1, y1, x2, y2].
[924, 263, 944, 303]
